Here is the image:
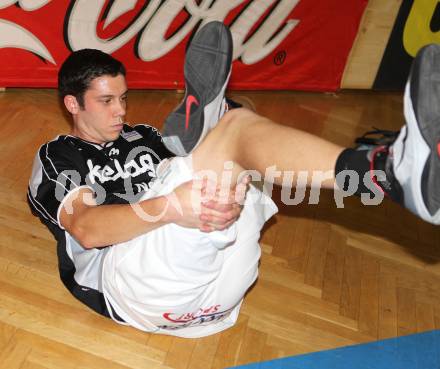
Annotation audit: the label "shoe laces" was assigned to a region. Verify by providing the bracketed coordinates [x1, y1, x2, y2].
[355, 127, 400, 147]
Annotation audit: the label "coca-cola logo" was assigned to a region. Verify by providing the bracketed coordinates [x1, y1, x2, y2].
[0, 0, 300, 65]
[0, 0, 55, 63]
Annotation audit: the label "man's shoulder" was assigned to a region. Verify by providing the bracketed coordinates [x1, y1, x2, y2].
[121, 124, 174, 160]
[37, 135, 71, 155]
[128, 123, 162, 139]
[35, 135, 87, 164]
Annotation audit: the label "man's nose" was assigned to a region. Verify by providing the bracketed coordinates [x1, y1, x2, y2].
[114, 100, 126, 116]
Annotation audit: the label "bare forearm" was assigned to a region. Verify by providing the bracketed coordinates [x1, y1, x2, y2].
[67, 196, 171, 248]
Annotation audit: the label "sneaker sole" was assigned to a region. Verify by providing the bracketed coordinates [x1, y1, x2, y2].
[395, 44, 440, 223]
[162, 21, 233, 156]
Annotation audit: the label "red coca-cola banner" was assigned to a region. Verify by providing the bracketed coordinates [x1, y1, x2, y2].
[0, 0, 367, 91]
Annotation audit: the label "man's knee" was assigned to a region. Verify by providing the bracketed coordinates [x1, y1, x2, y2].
[218, 108, 260, 135]
[196, 108, 261, 159]
[223, 107, 259, 124]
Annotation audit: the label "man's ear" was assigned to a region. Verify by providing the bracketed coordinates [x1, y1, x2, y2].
[64, 95, 80, 114]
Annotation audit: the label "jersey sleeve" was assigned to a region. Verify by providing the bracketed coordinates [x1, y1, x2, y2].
[27, 140, 92, 228]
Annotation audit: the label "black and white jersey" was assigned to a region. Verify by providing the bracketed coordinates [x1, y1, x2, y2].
[27, 124, 174, 318]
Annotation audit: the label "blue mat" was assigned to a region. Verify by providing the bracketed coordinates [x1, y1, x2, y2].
[230, 330, 440, 369]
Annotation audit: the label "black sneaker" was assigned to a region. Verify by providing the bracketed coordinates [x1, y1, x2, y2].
[162, 21, 233, 156]
[391, 43, 440, 224]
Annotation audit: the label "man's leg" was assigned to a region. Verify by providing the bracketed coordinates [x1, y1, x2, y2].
[160, 21, 341, 198]
[190, 44, 440, 225]
[191, 108, 343, 189]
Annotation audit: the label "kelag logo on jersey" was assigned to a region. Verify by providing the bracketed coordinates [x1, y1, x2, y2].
[54, 145, 163, 206]
[86, 153, 156, 184]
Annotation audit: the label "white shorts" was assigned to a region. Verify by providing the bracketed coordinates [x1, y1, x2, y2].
[102, 156, 278, 338]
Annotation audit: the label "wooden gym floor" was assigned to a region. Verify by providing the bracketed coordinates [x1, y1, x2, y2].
[1, 87, 440, 369]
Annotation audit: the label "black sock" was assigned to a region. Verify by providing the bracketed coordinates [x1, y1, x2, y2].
[335, 147, 403, 204]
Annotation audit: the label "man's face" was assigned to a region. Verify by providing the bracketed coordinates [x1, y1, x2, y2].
[71, 74, 128, 144]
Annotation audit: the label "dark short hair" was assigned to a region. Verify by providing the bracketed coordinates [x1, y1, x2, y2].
[58, 48, 126, 108]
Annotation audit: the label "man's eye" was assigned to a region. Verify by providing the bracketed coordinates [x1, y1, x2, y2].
[102, 99, 111, 104]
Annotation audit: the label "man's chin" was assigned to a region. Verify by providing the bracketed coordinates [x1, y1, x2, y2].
[108, 127, 123, 140]
[104, 132, 120, 143]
